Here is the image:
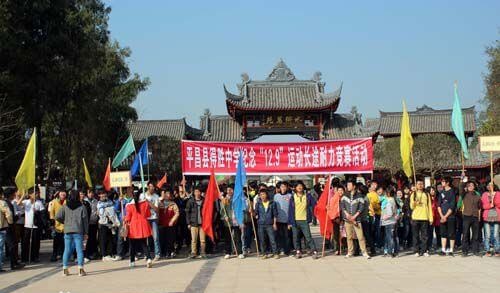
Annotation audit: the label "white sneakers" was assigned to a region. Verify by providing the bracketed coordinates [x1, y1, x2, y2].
[129, 261, 135, 268]
[238, 254, 245, 259]
[147, 259, 153, 268]
[363, 253, 371, 259]
[102, 255, 114, 261]
[224, 254, 231, 259]
[113, 255, 123, 261]
[153, 255, 160, 261]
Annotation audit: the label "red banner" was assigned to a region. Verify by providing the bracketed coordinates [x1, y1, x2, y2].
[181, 138, 373, 175]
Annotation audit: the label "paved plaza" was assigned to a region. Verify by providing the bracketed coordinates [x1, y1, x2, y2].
[0, 226, 499, 293]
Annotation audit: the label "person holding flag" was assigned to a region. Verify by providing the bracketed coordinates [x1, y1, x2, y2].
[219, 184, 244, 259]
[313, 175, 332, 257]
[288, 181, 319, 259]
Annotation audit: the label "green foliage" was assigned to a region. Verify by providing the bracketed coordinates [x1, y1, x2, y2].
[0, 0, 149, 185]
[148, 137, 182, 184]
[479, 36, 500, 136]
[375, 134, 461, 177]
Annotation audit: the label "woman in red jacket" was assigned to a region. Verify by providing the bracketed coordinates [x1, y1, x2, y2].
[125, 190, 153, 268]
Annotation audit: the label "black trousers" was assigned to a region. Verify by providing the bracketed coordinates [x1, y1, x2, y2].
[363, 220, 375, 254]
[52, 232, 64, 258]
[276, 222, 291, 254]
[159, 226, 176, 257]
[6, 227, 19, 268]
[22, 228, 40, 262]
[99, 225, 115, 257]
[412, 220, 428, 254]
[175, 221, 190, 252]
[85, 224, 98, 258]
[222, 226, 242, 255]
[129, 238, 151, 262]
[462, 215, 479, 254]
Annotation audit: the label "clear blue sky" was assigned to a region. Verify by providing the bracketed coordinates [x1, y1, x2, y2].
[107, 0, 499, 127]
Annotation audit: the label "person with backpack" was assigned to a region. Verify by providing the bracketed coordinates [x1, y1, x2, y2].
[381, 187, 397, 257]
[410, 178, 433, 257]
[436, 178, 455, 256]
[97, 190, 117, 261]
[481, 182, 500, 256]
[56, 190, 89, 277]
[288, 182, 319, 259]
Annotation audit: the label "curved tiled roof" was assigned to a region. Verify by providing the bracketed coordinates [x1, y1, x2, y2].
[323, 114, 378, 139]
[379, 105, 476, 135]
[224, 60, 341, 112]
[127, 119, 201, 141]
[200, 115, 243, 141]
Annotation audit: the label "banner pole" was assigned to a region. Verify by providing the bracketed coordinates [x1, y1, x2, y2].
[410, 150, 417, 183]
[321, 175, 331, 258]
[491, 152, 494, 185]
[221, 203, 239, 257]
[246, 181, 260, 256]
[461, 151, 465, 175]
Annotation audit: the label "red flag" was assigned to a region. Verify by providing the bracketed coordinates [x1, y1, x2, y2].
[202, 170, 219, 241]
[314, 175, 332, 238]
[156, 173, 167, 188]
[103, 159, 111, 191]
[327, 190, 341, 220]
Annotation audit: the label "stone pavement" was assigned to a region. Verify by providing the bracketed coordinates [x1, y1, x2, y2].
[1, 226, 499, 293]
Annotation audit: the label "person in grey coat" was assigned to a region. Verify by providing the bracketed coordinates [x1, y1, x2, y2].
[56, 190, 89, 277]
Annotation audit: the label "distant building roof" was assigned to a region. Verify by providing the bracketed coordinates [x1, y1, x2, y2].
[199, 114, 243, 141]
[127, 119, 201, 141]
[224, 59, 341, 112]
[378, 105, 476, 136]
[323, 113, 378, 140]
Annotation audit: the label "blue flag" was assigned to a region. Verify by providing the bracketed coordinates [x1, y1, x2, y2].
[451, 84, 469, 159]
[232, 152, 247, 226]
[131, 139, 149, 177]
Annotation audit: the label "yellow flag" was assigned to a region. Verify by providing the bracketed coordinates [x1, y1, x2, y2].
[15, 128, 36, 192]
[400, 101, 414, 178]
[82, 158, 93, 188]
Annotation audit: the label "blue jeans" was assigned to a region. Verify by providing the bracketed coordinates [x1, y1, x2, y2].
[63, 233, 84, 268]
[148, 220, 161, 257]
[483, 222, 500, 252]
[0, 230, 6, 269]
[383, 224, 395, 254]
[258, 225, 277, 254]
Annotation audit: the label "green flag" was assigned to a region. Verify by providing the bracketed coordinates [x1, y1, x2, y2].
[112, 134, 136, 168]
[451, 84, 469, 159]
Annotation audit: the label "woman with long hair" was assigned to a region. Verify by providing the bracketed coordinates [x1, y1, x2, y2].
[55, 190, 88, 276]
[124, 189, 153, 268]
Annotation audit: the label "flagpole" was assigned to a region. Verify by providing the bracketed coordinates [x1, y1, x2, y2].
[245, 181, 260, 257]
[410, 150, 417, 184]
[321, 175, 331, 258]
[491, 152, 494, 186]
[29, 127, 37, 265]
[215, 178, 239, 257]
[461, 151, 465, 175]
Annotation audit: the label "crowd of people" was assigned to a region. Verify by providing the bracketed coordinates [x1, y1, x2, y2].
[0, 175, 499, 276]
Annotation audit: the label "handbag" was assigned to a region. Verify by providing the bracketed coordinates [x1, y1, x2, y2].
[119, 223, 129, 239]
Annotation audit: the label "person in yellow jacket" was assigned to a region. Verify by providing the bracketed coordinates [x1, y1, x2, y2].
[410, 179, 433, 257]
[49, 190, 66, 262]
[366, 181, 381, 254]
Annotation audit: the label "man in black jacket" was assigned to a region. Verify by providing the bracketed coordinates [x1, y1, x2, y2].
[185, 186, 206, 258]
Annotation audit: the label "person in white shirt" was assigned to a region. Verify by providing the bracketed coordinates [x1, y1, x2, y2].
[140, 181, 160, 260]
[17, 187, 45, 263]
